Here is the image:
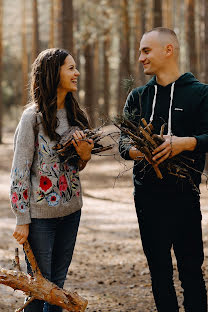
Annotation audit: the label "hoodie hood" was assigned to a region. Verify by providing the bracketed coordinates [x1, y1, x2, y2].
[146, 72, 199, 88]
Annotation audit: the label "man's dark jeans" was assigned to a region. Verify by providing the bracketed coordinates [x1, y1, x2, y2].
[24, 209, 81, 312]
[134, 188, 207, 312]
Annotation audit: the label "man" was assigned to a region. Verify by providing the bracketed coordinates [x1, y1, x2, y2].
[119, 27, 208, 312]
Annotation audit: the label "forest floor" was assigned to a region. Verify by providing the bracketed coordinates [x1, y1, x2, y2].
[0, 126, 208, 312]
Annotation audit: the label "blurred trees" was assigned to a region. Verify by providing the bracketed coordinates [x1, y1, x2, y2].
[1, 0, 208, 133]
[32, 0, 39, 62]
[153, 0, 162, 27]
[49, 0, 55, 47]
[0, 0, 2, 143]
[205, 0, 208, 80]
[117, 0, 131, 115]
[134, 0, 145, 86]
[21, 0, 28, 107]
[57, 0, 74, 53]
[62, 0, 74, 53]
[84, 41, 95, 126]
[186, 0, 197, 77]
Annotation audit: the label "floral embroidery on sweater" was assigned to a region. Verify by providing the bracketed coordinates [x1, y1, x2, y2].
[10, 106, 83, 225]
[11, 162, 31, 213]
[36, 134, 80, 206]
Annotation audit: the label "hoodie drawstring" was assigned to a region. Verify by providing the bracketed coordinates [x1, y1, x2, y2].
[150, 82, 175, 136]
[149, 85, 157, 124]
[168, 82, 175, 135]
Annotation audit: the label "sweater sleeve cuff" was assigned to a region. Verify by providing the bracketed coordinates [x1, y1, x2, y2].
[16, 213, 31, 226]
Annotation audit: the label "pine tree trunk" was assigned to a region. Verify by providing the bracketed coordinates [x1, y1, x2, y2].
[55, 0, 63, 47]
[186, 0, 197, 77]
[62, 0, 73, 53]
[84, 43, 95, 126]
[198, 0, 205, 82]
[49, 0, 55, 48]
[22, 0, 28, 107]
[163, 0, 173, 28]
[103, 34, 110, 119]
[153, 0, 162, 27]
[93, 40, 100, 123]
[0, 0, 3, 143]
[134, 0, 146, 86]
[204, 0, 208, 82]
[32, 0, 39, 62]
[117, 0, 131, 115]
[74, 6, 80, 100]
[203, 0, 208, 172]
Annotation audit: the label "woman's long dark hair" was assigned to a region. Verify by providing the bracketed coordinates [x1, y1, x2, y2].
[30, 48, 90, 141]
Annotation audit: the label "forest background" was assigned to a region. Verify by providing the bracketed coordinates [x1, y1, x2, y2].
[0, 1, 208, 312]
[0, 0, 207, 137]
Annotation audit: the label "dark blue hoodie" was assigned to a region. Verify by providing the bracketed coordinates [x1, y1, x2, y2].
[119, 73, 208, 192]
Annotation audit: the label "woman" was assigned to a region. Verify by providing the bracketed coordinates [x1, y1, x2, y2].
[10, 48, 94, 312]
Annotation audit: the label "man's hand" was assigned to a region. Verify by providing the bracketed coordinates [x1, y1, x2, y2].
[152, 135, 197, 165]
[13, 224, 29, 245]
[72, 130, 94, 161]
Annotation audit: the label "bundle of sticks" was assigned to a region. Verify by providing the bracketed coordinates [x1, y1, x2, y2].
[53, 126, 114, 163]
[114, 117, 196, 181]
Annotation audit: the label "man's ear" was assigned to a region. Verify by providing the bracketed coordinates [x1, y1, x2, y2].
[166, 44, 174, 56]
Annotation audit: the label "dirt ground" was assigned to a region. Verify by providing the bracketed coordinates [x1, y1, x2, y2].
[0, 127, 208, 312]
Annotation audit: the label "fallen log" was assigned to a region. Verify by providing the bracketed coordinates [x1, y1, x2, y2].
[0, 240, 88, 312]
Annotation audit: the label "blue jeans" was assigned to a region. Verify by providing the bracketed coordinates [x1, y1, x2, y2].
[24, 209, 81, 312]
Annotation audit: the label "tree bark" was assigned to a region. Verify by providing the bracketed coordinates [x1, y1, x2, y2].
[103, 33, 110, 119]
[117, 0, 131, 115]
[22, 0, 28, 106]
[55, 0, 63, 47]
[204, 0, 208, 82]
[162, 0, 173, 28]
[32, 0, 39, 62]
[0, 0, 2, 144]
[153, 0, 162, 27]
[84, 42, 95, 126]
[49, 0, 55, 48]
[186, 0, 197, 77]
[134, 0, 146, 86]
[93, 40, 100, 124]
[74, 4, 80, 97]
[0, 240, 88, 312]
[62, 0, 74, 53]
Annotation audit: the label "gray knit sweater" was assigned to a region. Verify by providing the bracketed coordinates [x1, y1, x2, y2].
[10, 104, 83, 225]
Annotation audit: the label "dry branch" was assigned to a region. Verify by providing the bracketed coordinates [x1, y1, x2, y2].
[53, 126, 115, 163]
[0, 240, 88, 312]
[115, 120, 163, 179]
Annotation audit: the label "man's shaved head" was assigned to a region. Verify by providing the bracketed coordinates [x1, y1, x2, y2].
[143, 27, 180, 57]
[139, 27, 180, 76]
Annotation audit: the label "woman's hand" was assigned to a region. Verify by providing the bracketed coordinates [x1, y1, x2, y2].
[13, 224, 29, 245]
[72, 130, 94, 161]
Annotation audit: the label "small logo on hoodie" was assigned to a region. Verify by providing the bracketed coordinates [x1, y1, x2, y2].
[174, 108, 183, 111]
